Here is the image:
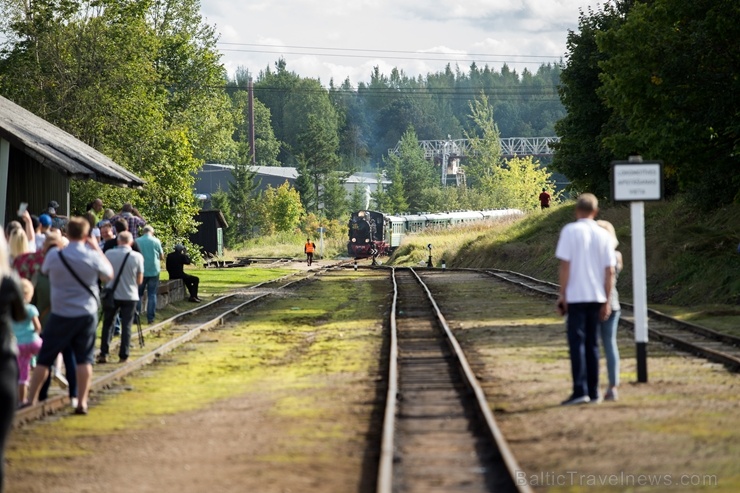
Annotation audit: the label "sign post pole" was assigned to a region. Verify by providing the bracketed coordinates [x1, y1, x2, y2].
[630, 192, 649, 383]
[611, 155, 663, 384]
[318, 227, 325, 260]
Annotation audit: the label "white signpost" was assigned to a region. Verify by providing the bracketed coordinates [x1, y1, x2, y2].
[612, 156, 663, 383]
[317, 227, 325, 260]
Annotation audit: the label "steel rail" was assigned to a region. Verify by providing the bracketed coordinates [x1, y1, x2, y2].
[409, 268, 532, 493]
[476, 268, 740, 370]
[376, 267, 400, 493]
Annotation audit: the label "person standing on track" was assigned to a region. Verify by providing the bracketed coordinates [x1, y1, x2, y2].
[555, 193, 615, 406]
[304, 238, 316, 266]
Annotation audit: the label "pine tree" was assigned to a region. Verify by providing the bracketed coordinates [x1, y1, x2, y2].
[294, 159, 317, 212]
[385, 160, 409, 213]
[227, 156, 259, 241]
[321, 173, 348, 220]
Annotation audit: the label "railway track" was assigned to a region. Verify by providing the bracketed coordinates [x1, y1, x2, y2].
[13, 262, 345, 427]
[478, 268, 740, 372]
[377, 267, 529, 493]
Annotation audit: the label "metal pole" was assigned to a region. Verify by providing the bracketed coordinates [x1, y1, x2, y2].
[248, 77, 256, 165]
[319, 227, 324, 260]
[629, 155, 649, 383]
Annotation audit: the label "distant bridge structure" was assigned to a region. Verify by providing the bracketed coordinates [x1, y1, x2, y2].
[389, 136, 559, 186]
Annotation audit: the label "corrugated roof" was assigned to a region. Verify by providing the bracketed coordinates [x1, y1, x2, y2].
[0, 96, 145, 188]
[253, 166, 298, 179]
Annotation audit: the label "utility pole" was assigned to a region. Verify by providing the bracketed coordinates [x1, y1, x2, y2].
[248, 77, 256, 165]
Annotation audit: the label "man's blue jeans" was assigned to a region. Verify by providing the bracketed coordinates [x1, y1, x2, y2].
[566, 302, 601, 399]
[138, 276, 160, 323]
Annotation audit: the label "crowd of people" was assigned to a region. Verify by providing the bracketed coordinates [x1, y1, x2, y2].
[1, 200, 201, 407]
[0, 198, 206, 491]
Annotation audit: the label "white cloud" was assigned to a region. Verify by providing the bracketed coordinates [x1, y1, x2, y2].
[201, 0, 603, 84]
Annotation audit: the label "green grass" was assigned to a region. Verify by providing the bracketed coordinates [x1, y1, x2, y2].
[149, 266, 296, 323]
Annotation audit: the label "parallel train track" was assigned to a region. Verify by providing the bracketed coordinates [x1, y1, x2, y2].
[377, 267, 529, 493]
[477, 268, 740, 371]
[13, 262, 346, 427]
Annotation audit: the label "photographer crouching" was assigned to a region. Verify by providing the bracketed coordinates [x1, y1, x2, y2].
[166, 244, 201, 303]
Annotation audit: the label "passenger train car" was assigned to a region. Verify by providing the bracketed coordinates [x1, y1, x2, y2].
[347, 208, 523, 258]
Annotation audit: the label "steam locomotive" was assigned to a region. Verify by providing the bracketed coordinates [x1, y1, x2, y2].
[347, 208, 523, 259]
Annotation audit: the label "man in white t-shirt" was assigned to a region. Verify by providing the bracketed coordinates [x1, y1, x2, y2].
[555, 193, 616, 406]
[98, 231, 144, 364]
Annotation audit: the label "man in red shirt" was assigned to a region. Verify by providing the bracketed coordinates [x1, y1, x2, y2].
[539, 189, 552, 209]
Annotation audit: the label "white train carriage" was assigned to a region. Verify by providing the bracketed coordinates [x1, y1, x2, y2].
[384, 214, 407, 249]
[350, 208, 525, 255]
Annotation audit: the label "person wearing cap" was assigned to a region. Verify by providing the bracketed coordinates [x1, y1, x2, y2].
[166, 244, 201, 302]
[46, 200, 68, 231]
[135, 225, 164, 324]
[36, 214, 52, 250]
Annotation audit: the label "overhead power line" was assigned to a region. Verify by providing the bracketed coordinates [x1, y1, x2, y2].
[218, 42, 563, 60]
[219, 47, 561, 66]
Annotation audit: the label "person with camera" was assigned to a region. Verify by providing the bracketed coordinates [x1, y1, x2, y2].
[97, 231, 144, 364]
[166, 244, 201, 302]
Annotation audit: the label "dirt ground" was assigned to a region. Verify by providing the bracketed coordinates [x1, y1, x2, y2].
[5, 267, 388, 493]
[425, 271, 740, 492]
[4, 266, 739, 492]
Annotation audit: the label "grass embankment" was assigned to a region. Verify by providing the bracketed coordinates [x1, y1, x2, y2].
[389, 197, 740, 322]
[223, 231, 347, 260]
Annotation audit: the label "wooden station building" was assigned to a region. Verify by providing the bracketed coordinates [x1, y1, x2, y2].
[0, 95, 145, 225]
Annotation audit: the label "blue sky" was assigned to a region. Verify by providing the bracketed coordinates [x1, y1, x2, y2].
[201, 0, 607, 86]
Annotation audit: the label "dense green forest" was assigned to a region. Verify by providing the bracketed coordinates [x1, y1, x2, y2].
[0, 0, 737, 247]
[230, 60, 564, 168]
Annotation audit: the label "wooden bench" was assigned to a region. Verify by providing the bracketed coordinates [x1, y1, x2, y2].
[141, 279, 185, 313]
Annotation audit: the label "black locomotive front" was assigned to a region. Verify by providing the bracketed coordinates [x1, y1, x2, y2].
[347, 210, 388, 258]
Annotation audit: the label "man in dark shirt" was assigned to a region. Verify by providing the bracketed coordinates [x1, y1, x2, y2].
[103, 219, 141, 253]
[166, 244, 201, 302]
[539, 188, 552, 210]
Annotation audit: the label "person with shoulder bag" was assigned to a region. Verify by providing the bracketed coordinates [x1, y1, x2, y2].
[24, 217, 113, 415]
[98, 232, 144, 364]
